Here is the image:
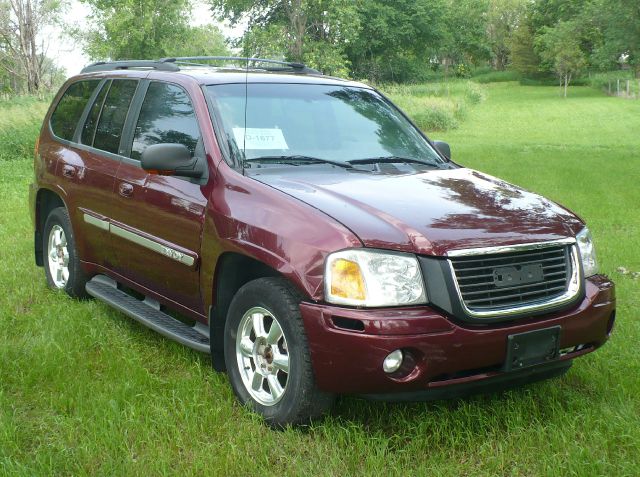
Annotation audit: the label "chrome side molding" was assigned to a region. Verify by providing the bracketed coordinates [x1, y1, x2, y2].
[83, 212, 195, 267]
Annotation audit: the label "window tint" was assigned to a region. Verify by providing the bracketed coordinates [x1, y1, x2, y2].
[93, 80, 138, 154]
[131, 82, 200, 161]
[206, 84, 443, 165]
[50, 80, 100, 141]
[81, 80, 109, 145]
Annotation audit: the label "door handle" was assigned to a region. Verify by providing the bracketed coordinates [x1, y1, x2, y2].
[62, 165, 76, 178]
[119, 182, 134, 198]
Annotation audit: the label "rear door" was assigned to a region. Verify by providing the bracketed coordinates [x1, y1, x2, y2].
[71, 78, 140, 267]
[48, 78, 127, 268]
[109, 80, 208, 315]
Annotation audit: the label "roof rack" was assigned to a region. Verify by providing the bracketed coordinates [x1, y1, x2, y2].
[80, 56, 322, 75]
[81, 60, 180, 74]
[160, 56, 321, 74]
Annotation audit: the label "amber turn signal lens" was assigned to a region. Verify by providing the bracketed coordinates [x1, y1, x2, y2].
[330, 258, 366, 300]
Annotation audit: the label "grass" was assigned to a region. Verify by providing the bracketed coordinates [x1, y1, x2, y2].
[1, 82, 639, 476]
[383, 80, 486, 131]
[0, 96, 49, 162]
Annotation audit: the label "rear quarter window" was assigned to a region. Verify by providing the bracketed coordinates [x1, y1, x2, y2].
[50, 80, 100, 141]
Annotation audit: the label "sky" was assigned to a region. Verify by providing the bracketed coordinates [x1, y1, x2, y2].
[46, 0, 246, 76]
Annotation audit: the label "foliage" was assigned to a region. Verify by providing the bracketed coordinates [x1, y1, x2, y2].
[74, 0, 228, 60]
[346, 0, 446, 82]
[486, 0, 527, 70]
[0, 94, 48, 160]
[472, 69, 521, 83]
[589, 0, 640, 76]
[164, 24, 229, 58]
[536, 21, 587, 96]
[510, 23, 543, 78]
[438, 0, 492, 71]
[383, 81, 486, 131]
[210, 0, 359, 76]
[0, 0, 66, 94]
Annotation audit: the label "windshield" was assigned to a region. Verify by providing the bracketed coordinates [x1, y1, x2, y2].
[205, 83, 445, 167]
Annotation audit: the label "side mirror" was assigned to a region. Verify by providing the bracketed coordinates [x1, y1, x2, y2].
[433, 140, 451, 159]
[141, 143, 205, 178]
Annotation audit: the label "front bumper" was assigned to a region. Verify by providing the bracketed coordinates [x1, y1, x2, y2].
[300, 275, 615, 396]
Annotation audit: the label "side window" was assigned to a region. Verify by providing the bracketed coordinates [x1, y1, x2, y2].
[130, 82, 201, 161]
[81, 80, 110, 145]
[93, 80, 138, 154]
[50, 80, 100, 141]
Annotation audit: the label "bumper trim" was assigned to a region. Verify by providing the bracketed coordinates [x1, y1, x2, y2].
[361, 360, 572, 402]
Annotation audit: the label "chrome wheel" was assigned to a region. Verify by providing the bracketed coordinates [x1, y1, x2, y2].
[47, 225, 69, 288]
[236, 306, 290, 406]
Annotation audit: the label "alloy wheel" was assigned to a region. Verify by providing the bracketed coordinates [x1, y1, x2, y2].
[235, 306, 290, 406]
[47, 225, 69, 288]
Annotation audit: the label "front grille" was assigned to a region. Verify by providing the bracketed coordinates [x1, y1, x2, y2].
[449, 246, 571, 312]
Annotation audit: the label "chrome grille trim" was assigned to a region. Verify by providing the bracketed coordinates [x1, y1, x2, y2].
[446, 237, 576, 257]
[446, 239, 582, 319]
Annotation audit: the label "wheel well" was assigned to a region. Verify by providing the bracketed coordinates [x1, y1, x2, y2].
[34, 189, 65, 266]
[210, 252, 280, 371]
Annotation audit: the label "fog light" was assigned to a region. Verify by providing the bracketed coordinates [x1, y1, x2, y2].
[383, 349, 404, 373]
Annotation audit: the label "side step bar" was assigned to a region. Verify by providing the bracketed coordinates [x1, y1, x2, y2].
[86, 275, 210, 353]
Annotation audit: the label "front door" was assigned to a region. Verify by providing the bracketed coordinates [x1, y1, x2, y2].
[109, 80, 208, 314]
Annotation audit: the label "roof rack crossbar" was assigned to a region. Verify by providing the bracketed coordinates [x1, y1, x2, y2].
[81, 60, 180, 74]
[160, 56, 321, 74]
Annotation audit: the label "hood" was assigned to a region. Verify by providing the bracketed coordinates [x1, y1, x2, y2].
[249, 166, 584, 256]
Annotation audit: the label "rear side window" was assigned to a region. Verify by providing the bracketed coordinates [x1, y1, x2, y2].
[93, 80, 138, 154]
[81, 80, 110, 145]
[130, 82, 201, 161]
[50, 80, 100, 141]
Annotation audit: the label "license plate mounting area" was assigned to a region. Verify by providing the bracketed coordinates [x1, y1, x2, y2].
[504, 326, 561, 371]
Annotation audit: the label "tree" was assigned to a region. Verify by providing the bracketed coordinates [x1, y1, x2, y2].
[486, 0, 527, 70]
[0, 0, 64, 93]
[536, 21, 587, 96]
[74, 0, 229, 60]
[590, 0, 640, 77]
[510, 22, 542, 77]
[438, 0, 492, 74]
[345, 0, 447, 82]
[165, 25, 229, 58]
[210, 0, 359, 75]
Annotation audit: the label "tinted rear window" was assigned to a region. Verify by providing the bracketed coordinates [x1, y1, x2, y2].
[50, 80, 100, 141]
[81, 80, 110, 145]
[93, 80, 138, 154]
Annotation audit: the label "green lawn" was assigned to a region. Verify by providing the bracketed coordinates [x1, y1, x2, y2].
[1, 84, 639, 476]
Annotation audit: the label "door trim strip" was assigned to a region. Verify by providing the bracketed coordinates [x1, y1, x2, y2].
[83, 212, 195, 267]
[83, 213, 109, 231]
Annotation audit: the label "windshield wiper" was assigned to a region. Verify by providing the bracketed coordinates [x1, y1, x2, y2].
[245, 155, 354, 169]
[347, 156, 442, 168]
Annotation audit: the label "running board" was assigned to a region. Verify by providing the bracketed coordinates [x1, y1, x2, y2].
[86, 275, 210, 353]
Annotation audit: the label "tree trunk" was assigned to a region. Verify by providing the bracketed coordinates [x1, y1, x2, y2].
[564, 74, 568, 97]
[287, 0, 307, 63]
[4, 0, 45, 94]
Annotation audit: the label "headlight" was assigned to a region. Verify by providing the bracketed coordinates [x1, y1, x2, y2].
[576, 227, 598, 277]
[324, 249, 427, 307]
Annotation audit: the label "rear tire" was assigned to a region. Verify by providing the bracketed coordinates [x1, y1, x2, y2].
[42, 207, 89, 299]
[224, 277, 334, 427]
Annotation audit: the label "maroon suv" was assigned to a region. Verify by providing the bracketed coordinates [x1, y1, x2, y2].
[30, 57, 616, 426]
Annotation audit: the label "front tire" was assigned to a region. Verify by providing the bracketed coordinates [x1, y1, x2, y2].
[42, 207, 89, 298]
[224, 277, 334, 427]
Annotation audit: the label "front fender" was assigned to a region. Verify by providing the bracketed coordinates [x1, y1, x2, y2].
[199, 163, 362, 312]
